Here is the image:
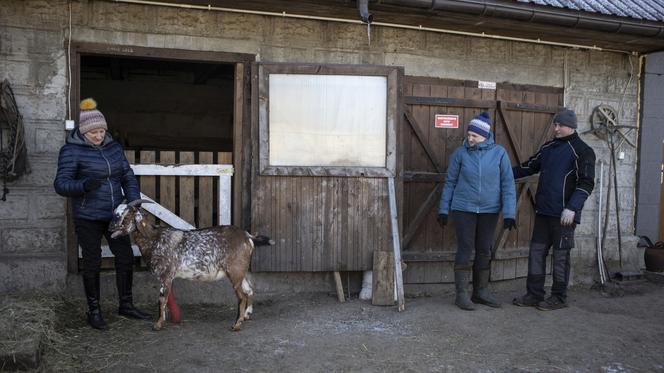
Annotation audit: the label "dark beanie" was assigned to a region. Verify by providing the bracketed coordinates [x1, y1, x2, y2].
[468, 112, 491, 138]
[553, 109, 577, 129]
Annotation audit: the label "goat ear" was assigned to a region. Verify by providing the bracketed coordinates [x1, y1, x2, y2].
[134, 210, 143, 223]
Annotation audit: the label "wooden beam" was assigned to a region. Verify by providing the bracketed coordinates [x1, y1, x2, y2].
[402, 183, 443, 249]
[497, 101, 538, 207]
[497, 101, 525, 164]
[404, 109, 444, 173]
[388, 177, 405, 312]
[504, 101, 564, 114]
[372, 251, 395, 306]
[492, 184, 527, 260]
[402, 248, 530, 262]
[403, 171, 446, 183]
[131, 164, 233, 176]
[139, 193, 195, 230]
[404, 96, 496, 109]
[333, 271, 345, 303]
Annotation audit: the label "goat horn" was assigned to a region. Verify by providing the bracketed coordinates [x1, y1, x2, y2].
[128, 199, 153, 207]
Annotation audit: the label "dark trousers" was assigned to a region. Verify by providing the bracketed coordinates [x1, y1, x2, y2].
[526, 214, 575, 300]
[452, 211, 499, 270]
[75, 218, 134, 278]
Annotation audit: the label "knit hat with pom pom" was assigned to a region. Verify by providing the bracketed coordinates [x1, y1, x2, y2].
[468, 111, 491, 138]
[79, 98, 108, 134]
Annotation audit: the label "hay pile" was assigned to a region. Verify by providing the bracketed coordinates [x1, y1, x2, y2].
[0, 294, 145, 372]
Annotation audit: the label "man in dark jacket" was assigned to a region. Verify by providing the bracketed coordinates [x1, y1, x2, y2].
[512, 109, 595, 310]
[54, 98, 150, 329]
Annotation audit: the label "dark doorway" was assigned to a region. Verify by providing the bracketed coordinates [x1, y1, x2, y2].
[80, 55, 235, 152]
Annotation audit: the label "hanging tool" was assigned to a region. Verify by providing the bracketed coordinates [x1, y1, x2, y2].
[596, 161, 608, 285]
[584, 104, 637, 270]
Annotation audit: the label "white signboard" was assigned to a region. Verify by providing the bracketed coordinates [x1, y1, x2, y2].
[478, 80, 496, 90]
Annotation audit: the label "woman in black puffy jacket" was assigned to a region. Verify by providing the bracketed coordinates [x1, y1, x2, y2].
[54, 98, 150, 330]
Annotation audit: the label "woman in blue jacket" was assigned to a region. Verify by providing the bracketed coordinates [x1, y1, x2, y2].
[437, 112, 516, 310]
[54, 98, 150, 330]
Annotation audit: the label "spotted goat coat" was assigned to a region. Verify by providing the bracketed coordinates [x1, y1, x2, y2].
[110, 203, 273, 331]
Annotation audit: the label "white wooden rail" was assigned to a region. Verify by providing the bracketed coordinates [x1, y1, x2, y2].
[130, 164, 234, 227]
[82, 163, 234, 259]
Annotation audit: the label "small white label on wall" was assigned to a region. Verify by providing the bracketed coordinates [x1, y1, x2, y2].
[478, 81, 496, 90]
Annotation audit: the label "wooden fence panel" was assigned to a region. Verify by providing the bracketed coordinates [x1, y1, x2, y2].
[179, 151, 195, 226]
[159, 151, 176, 215]
[198, 152, 214, 228]
[251, 176, 390, 272]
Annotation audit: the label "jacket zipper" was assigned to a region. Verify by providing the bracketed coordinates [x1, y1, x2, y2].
[477, 149, 482, 213]
[99, 148, 114, 211]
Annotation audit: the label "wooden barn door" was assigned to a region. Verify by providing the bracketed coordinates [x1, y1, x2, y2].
[399, 76, 563, 284]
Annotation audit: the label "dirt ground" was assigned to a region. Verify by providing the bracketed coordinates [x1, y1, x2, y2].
[8, 279, 664, 373]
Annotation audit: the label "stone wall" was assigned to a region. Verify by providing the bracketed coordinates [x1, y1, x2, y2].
[0, 0, 640, 293]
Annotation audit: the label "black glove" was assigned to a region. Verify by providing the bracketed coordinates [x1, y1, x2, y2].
[83, 178, 102, 192]
[437, 213, 448, 227]
[504, 218, 516, 231]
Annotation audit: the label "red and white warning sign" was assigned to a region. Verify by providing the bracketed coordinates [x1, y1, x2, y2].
[434, 114, 459, 129]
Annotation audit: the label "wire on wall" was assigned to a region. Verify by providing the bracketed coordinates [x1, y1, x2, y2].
[67, 0, 72, 121]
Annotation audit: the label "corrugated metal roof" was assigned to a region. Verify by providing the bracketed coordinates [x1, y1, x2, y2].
[517, 0, 664, 22]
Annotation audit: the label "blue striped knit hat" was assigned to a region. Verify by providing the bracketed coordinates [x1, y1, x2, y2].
[468, 112, 491, 138]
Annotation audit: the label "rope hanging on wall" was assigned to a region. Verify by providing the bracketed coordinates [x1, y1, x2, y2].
[0, 79, 29, 201]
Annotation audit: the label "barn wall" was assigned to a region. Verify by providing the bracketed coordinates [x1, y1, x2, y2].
[0, 0, 640, 293]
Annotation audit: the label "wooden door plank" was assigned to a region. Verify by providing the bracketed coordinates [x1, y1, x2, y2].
[234, 63, 244, 228]
[159, 151, 176, 216]
[407, 83, 435, 252]
[179, 152, 195, 226]
[372, 250, 395, 305]
[198, 152, 213, 228]
[402, 183, 443, 249]
[404, 109, 444, 174]
[139, 151, 156, 200]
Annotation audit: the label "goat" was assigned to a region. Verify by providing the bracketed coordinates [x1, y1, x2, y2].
[109, 199, 274, 331]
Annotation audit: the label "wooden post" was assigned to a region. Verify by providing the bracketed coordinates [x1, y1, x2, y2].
[333, 271, 345, 303]
[372, 251, 394, 306]
[660, 141, 664, 242]
[388, 177, 405, 312]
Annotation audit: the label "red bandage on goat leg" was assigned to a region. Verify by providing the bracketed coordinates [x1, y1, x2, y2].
[166, 286, 181, 323]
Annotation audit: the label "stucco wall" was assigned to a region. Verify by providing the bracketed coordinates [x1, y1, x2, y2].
[0, 0, 641, 293]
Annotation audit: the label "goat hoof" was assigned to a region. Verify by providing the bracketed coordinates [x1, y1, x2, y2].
[231, 324, 242, 331]
[153, 322, 164, 331]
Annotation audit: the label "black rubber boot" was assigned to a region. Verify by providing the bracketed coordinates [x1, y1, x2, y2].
[83, 275, 108, 330]
[471, 267, 501, 308]
[117, 271, 151, 320]
[454, 270, 475, 311]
